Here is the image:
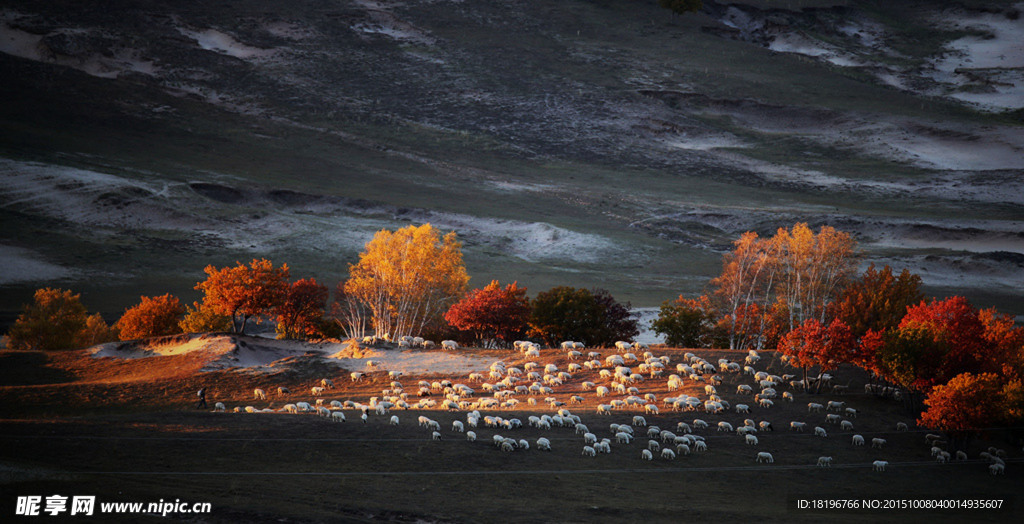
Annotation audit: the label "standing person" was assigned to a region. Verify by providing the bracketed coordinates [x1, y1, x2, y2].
[196, 387, 207, 409]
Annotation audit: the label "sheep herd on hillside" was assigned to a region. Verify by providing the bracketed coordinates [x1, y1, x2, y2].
[214, 339, 1010, 475]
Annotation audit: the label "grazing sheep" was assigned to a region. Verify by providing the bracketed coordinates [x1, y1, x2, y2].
[896, 422, 908, 431]
[736, 404, 750, 414]
[872, 460, 888, 472]
[825, 414, 841, 424]
[840, 420, 854, 431]
[937, 451, 951, 463]
[644, 404, 660, 415]
[254, 388, 266, 400]
[759, 398, 774, 409]
[956, 450, 968, 461]
[641, 449, 654, 461]
[814, 426, 828, 437]
[694, 440, 707, 452]
[466, 431, 477, 442]
[676, 443, 691, 456]
[718, 421, 734, 433]
[633, 415, 647, 427]
[390, 415, 399, 426]
[871, 438, 886, 449]
[693, 419, 708, 430]
[661, 448, 676, 460]
[582, 446, 597, 457]
[615, 432, 633, 444]
[331, 411, 346, 422]
[745, 434, 759, 446]
[361, 413, 368, 423]
[350, 372, 364, 383]
[808, 403, 824, 413]
[677, 422, 692, 434]
[990, 463, 1004, 475]
[826, 401, 845, 412]
[759, 421, 773, 432]
[536, 437, 551, 450]
[817, 456, 833, 467]
[321, 378, 334, 389]
[782, 391, 794, 402]
[278, 387, 291, 396]
[756, 452, 774, 463]
[311, 386, 325, 396]
[852, 434, 865, 446]
[647, 440, 661, 453]
[584, 432, 598, 445]
[441, 340, 459, 351]
[213, 402, 225, 412]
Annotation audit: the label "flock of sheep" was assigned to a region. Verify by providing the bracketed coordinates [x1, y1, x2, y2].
[213, 338, 1011, 476]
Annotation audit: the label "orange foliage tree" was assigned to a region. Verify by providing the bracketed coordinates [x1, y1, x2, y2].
[6, 288, 116, 350]
[444, 280, 530, 348]
[828, 264, 923, 339]
[343, 224, 469, 339]
[115, 294, 185, 340]
[918, 372, 1004, 448]
[778, 318, 855, 385]
[194, 259, 290, 334]
[709, 223, 857, 349]
[275, 278, 329, 340]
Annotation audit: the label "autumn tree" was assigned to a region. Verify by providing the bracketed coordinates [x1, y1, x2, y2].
[528, 287, 638, 348]
[918, 372, 1004, 449]
[179, 300, 232, 334]
[194, 259, 290, 334]
[709, 232, 779, 350]
[444, 280, 530, 348]
[275, 278, 329, 340]
[652, 295, 717, 348]
[774, 223, 858, 331]
[778, 318, 855, 386]
[115, 294, 185, 341]
[343, 224, 469, 339]
[6, 288, 116, 350]
[828, 264, 924, 339]
[330, 284, 372, 341]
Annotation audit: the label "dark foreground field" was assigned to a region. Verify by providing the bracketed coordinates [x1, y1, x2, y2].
[0, 344, 1020, 523]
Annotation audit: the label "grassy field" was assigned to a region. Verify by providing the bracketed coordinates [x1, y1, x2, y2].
[0, 340, 1019, 522]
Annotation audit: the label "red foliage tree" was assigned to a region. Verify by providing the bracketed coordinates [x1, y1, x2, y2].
[116, 294, 185, 340]
[778, 318, 855, 384]
[444, 280, 529, 348]
[276, 278, 329, 340]
[194, 259, 290, 334]
[918, 372, 1003, 448]
[828, 264, 923, 339]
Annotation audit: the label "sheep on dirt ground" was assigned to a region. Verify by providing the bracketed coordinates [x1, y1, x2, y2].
[817, 456, 833, 467]
[254, 388, 266, 400]
[756, 452, 774, 463]
[790, 421, 807, 432]
[661, 448, 676, 460]
[814, 426, 828, 438]
[390, 415, 399, 426]
[641, 449, 654, 461]
[693, 419, 708, 429]
[745, 434, 759, 446]
[350, 372, 364, 383]
[331, 411, 346, 422]
[873, 460, 888, 472]
[759, 421, 773, 432]
[852, 434, 865, 446]
[808, 403, 824, 413]
[936, 451, 951, 463]
[616, 432, 633, 444]
[840, 420, 854, 431]
[896, 422, 908, 431]
[956, 450, 968, 461]
[736, 404, 750, 414]
[582, 446, 597, 457]
[213, 402, 225, 412]
[718, 421, 734, 432]
[694, 440, 707, 452]
[633, 415, 647, 427]
[677, 422, 692, 434]
[278, 387, 291, 396]
[466, 431, 477, 442]
[990, 463, 1005, 475]
[321, 378, 334, 389]
[872, 438, 887, 449]
[537, 437, 551, 450]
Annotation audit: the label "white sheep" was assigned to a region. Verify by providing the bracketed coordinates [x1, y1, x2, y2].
[641, 449, 654, 460]
[745, 434, 759, 446]
[584, 432, 598, 445]
[441, 340, 459, 351]
[871, 437, 886, 449]
[311, 386, 325, 396]
[582, 446, 597, 457]
[615, 432, 633, 444]
[840, 420, 854, 431]
[990, 463, 1004, 475]
[321, 378, 334, 389]
[756, 452, 774, 463]
[213, 402, 225, 412]
[872, 460, 888, 472]
[466, 431, 477, 442]
[644, 404, 660, 415]
[431, 431, 442, 441]
[852, 434, 865, 446]
[693, 419, 708, 430]
[633, 415, 647, 427]
[536, 437, 551, 450]
[661, 448, 676, 460]
[390, 415, 399, 426]
[817, 456, 833, 467]
[350, 372, 364, 382]
[936, 451, 951, 463]
[826, 400, 845, 412]
[782, 391, 794, 402]
[676, 422, 692, 434]
[896, 422, 908, 431]
[647, 440, 661, 452]
[759, 398, 774, 409]
[717, 421, 734, 433]
[956, 450, 968, 461]
[808, 402, 823, 413]
[277, 387, 291, 396]
[814, 426, 827, 437]
[735, 403, 750, 414]
[254, 388, 266, 400]
[331, 411, 346, 422]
